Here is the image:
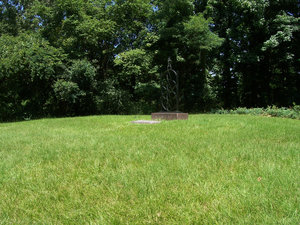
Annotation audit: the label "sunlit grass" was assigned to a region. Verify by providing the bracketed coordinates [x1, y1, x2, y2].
[0, 115, 299, 224]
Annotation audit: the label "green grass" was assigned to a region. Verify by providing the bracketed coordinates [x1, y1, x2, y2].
[0, 115, 299, 224]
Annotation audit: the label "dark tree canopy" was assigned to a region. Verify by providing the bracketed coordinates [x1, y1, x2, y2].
[0, 0, 299, 121]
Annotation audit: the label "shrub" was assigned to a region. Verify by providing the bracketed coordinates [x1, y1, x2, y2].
[214, 106, 300, 119]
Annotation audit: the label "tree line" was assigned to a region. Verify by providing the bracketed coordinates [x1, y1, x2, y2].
[0, 0, 299, 121]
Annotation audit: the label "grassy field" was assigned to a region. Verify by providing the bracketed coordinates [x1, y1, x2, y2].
[0, 115, 299, 224]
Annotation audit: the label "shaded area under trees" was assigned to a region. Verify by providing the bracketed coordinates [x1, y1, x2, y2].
[0, 0, 299, 121]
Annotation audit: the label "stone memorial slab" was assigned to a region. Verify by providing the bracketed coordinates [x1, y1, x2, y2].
[131, 120, 161, 124]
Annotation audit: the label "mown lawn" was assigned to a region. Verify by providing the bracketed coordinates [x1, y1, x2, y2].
[0, 115, 299, 224]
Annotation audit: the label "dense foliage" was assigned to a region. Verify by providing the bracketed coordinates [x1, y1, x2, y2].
[0, 0, 299, 120]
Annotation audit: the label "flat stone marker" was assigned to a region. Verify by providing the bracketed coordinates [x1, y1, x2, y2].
[131, 120, 161, 124]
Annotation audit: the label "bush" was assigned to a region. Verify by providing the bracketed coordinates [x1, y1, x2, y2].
[214, 106, 300, 119]
[50, 59, 98, 116]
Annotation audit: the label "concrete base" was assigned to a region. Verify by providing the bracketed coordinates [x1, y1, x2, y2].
[151, 112, 188, 120]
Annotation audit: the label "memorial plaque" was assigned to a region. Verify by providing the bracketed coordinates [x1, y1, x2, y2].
[131, 120, 161, 124]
